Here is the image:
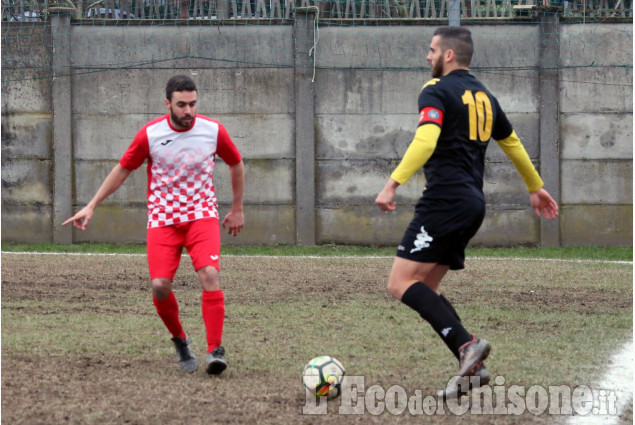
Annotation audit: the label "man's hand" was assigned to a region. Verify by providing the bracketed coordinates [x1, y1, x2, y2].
[222, 209, 244, 237]
[62, 205, 95, 230]
[530, 188, 559, 220]
[375, 179, 400, 212]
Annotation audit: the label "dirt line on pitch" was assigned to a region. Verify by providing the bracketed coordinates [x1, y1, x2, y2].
[2, 251, 632, 265]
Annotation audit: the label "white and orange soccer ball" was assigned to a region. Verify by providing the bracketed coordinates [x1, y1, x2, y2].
[302, 356, 346, 399]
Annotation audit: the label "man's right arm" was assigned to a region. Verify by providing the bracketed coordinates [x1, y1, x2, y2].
[375, 123, 441, 212]
[62, 164, 132, 230]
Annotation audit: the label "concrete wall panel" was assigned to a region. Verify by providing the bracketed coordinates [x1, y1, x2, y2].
[220, 205, 296, 245]
[1, 113, 53, 158]
[317, 112, 539, 162]
[1, 158, 52, 203]
[317, 25, 539, 70]
[1, 205, 53, 243]
[315, 70, 419, 115]
[71, 26, 293, 70]
[316, 114, 414, 160]
[74, 160, 147, 204]
[317, 206, 412, 245]
[486, 113, 540, 160]
[561, 205, 633, 246]
[74, 114, 156, 161]
[222, 115, 294, 159]
[560, 24, 633, 67]
[73, 113, 294, 161]
[470, 26, 541, 69]
[1, 76, 52, 114]
[561, 68, 633, 114]
[72, 205, 148, 243]
[215, 159, 295, 204]
[72, 68, 295, 115]
[561, 113, 633, 160]
[561, 160, 633, 204]
[483, 162, 540, 206]
[317, 159, 423, 206]
[473, 71, 540, 113]
[471, 209, 539, 246]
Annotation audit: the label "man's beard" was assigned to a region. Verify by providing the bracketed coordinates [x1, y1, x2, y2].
[171, 111, 193, 129]
[431, 60, 444, 78]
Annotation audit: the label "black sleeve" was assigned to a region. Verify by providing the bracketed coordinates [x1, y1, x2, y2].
[418, 81, 445, 113]
[491, 97, 514, 141]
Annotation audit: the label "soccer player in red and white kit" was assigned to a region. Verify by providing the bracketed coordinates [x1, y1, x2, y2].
[63, 75, 245, 375]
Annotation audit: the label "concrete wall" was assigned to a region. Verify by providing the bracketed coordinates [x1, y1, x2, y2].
[558, 25, 633, 246]
[1, 23, 54, 243]
[1, 17, 632, 246]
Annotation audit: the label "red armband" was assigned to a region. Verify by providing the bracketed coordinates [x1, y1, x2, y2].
[418, 107, 443, 126]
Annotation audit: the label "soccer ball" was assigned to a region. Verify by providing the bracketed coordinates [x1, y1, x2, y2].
[302, 356, 346, 399]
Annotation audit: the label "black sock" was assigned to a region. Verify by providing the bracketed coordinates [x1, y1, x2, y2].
[439, 294, 462, 360]
[440, 294, 461, 322]
[401, 282, 472, 359]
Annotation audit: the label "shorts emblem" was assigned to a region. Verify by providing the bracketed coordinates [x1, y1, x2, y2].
[410, 226, 433, 253]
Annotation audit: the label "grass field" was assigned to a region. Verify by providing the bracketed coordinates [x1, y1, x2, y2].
[1, 245, 633, 424]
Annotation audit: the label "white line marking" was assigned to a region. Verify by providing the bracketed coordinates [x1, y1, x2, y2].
[1, 251, 632, 265]
[566, 340, 633, 425]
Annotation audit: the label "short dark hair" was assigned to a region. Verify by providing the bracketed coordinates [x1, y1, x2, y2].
[165, 75, 197, 101]
[433, 27, 473, 67]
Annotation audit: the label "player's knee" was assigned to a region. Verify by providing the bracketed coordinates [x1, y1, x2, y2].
[152, 278, 172, 300]
[198, 266, 220, 291]
[386, 278, 404, 300]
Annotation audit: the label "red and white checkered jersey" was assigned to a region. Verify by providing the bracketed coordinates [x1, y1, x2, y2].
[120, 114, 242, 228]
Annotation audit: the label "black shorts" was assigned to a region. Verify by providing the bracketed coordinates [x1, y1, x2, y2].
[396, 197, 485, 270]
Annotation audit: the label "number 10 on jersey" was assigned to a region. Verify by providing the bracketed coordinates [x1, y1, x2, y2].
[462, 90, 493, 142]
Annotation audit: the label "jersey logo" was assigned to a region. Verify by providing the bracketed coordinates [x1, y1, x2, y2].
[410, 226, 433, 253]
[418, 107, 443, 126]
[161, 139, 174, 146]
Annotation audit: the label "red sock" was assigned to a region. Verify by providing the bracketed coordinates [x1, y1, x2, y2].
[153, 291, 186, 340]
[202, 290, 225, 353]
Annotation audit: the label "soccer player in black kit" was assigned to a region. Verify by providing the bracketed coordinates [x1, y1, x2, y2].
[375, 27, 559, 397]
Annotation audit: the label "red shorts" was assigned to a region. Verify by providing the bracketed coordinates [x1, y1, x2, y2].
[147, 218, 221, 280]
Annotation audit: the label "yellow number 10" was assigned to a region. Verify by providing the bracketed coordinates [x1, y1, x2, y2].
[462, 90, 493, 142]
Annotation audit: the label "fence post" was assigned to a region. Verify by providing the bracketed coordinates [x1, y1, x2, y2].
[50, 11, 74, 244]
[448, 0, 461, 24]
[293, 7, 317, 245]
[538, 10, 561, 247]
[217, 0, 231, 18]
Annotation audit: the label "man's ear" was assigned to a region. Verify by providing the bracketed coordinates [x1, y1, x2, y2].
[164, 98, 170, 109]
[444, 49, 455, 63]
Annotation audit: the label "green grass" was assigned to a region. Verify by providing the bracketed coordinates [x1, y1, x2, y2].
[1, 250, 632, 424]
[2, 242, 632, 261]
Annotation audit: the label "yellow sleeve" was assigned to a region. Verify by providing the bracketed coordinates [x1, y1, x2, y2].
[390, 124, 441, 185]
[495, 130, 544, 192]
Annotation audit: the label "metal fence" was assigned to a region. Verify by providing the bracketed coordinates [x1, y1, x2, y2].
[1, 0, 632, 22]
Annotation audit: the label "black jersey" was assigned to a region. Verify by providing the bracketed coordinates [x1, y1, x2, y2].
[416, 69, 513, 204]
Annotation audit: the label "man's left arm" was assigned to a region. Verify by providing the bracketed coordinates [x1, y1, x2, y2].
[496, 131, 558, 220]
[222, 160, 245, 236]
